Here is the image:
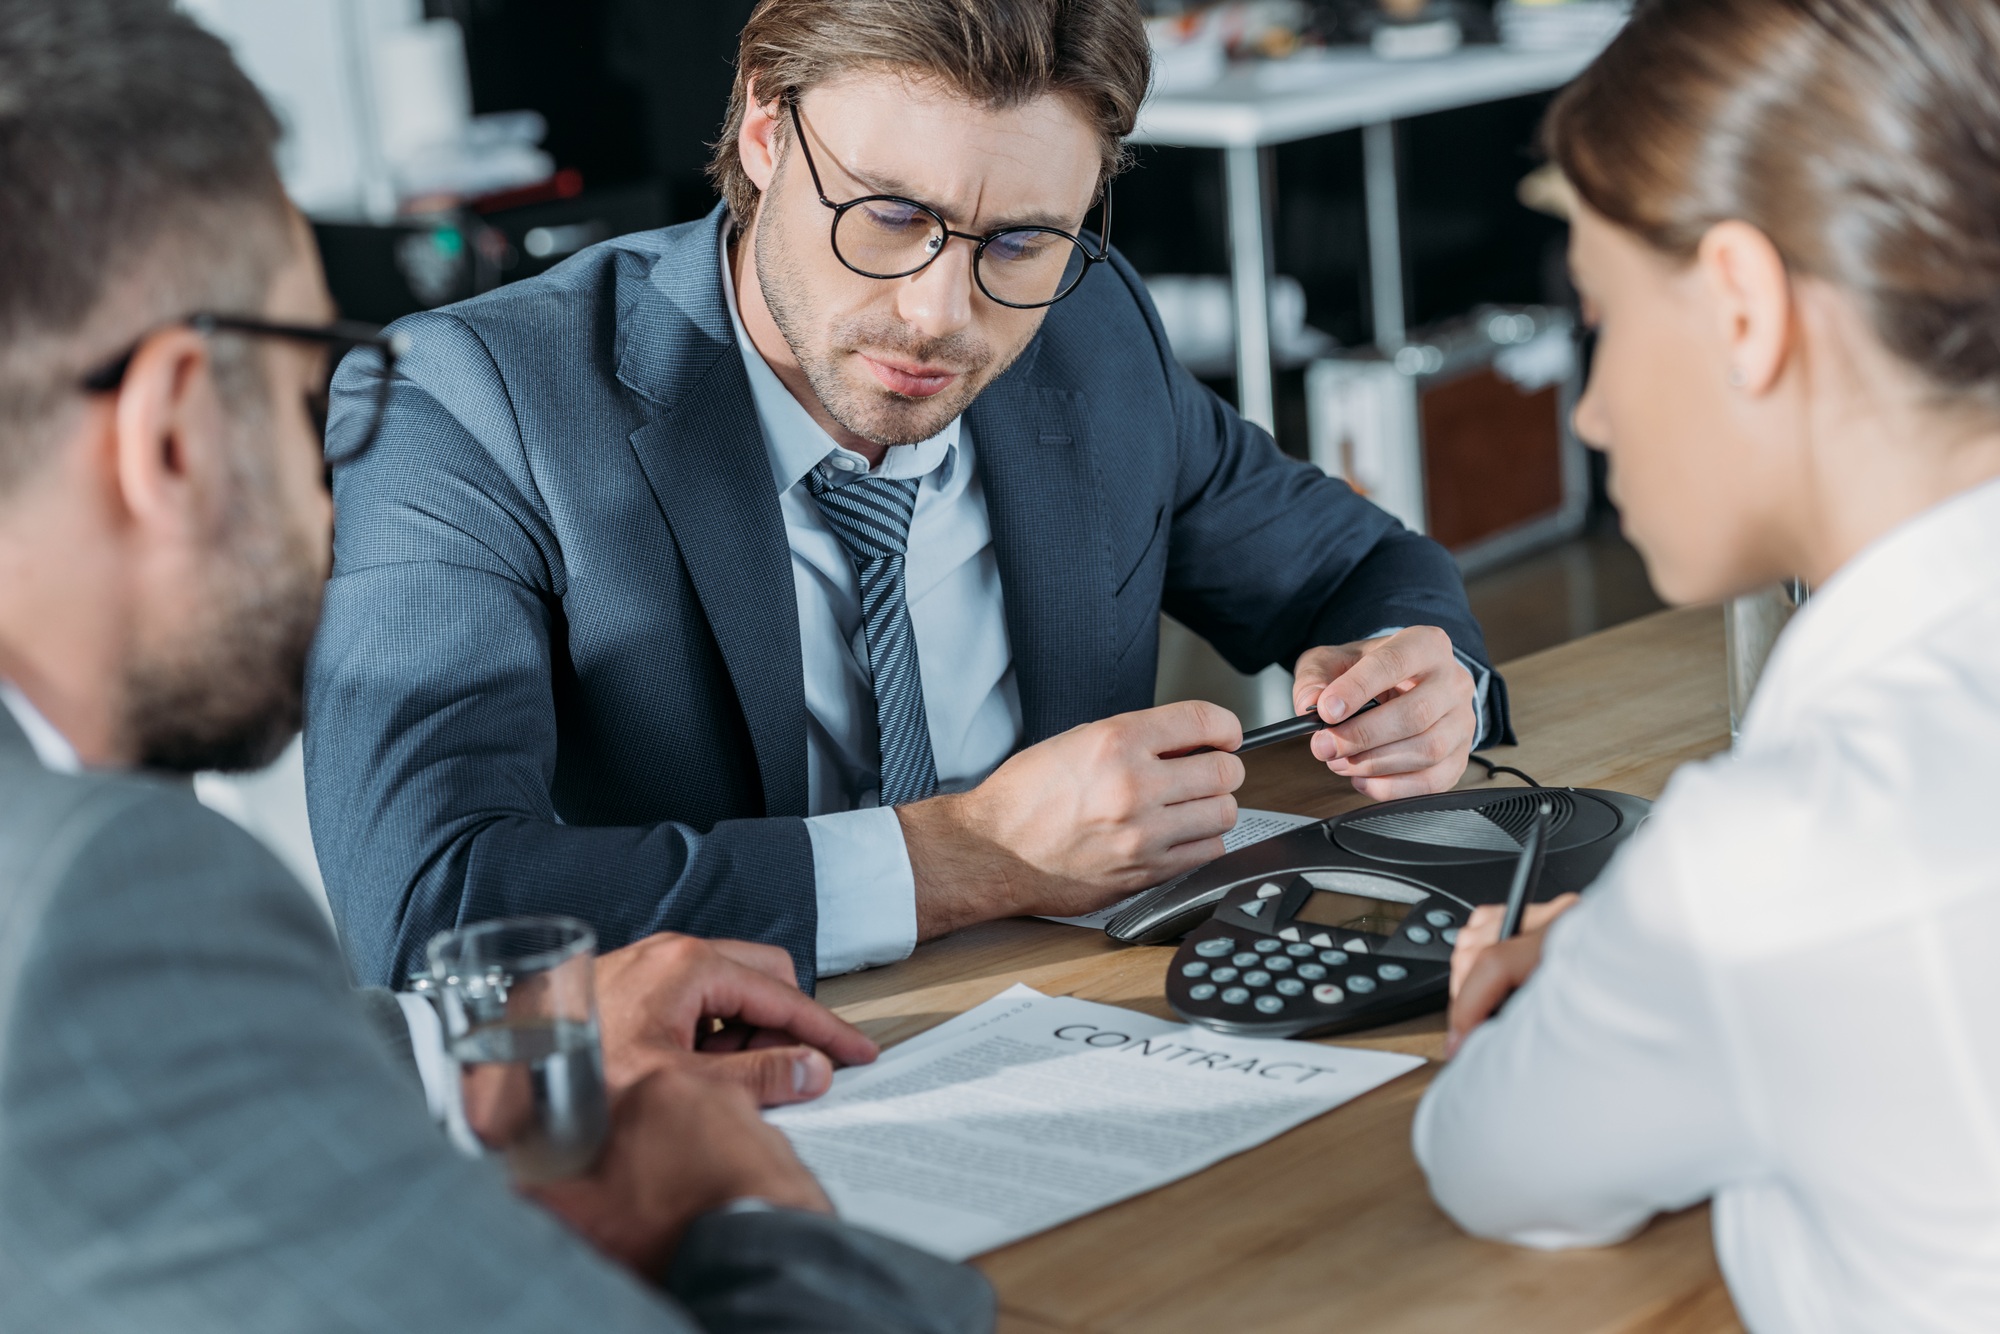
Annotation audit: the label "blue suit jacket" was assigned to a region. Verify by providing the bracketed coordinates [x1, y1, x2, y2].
[305, 206, 1509, 989]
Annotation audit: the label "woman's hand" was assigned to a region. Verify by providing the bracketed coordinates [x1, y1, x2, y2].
[1444, 894, 1580, 1056]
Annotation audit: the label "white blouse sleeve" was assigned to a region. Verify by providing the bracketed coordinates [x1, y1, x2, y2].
[1411, 776, 1765, 1248]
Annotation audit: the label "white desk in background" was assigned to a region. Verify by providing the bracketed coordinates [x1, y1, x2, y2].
[1129, 43, 1609, 433]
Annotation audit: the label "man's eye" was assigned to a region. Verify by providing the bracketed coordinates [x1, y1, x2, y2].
[986, 231, 1055, 263]
[861, 200, 926, 232]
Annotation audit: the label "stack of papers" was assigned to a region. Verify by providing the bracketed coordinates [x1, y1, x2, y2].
[767, 985, 1424, 1260]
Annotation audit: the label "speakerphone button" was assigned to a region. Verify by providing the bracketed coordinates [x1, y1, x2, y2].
[1254, 939, 1282, 954]
[1405, 926, 1433, 945]
[1426, 910, 1455, 928]
[1264, 956, 1292, 972]
[1221, 987, 1251, 1005]
[1275, 978, 1305, 996]
[1312, 984, 1345, 1005]
[1232, 952, 1260, 968]
[1317, 950, 1349, 967]
[1195, 938, 1235, 958]
[1181, 961, 1209, 978]
[1255, 995, 1285, 1015]
[1347, 975, 1378, 994]
[1210, 967, 1239, 983]
[1188, 983, 1217, 1001]
[1442, 928, 1460, 945]
[1377, 963, 1409, 982]
[1285, 942, 1315, 958]
[1243, 970, 1271, 987]
[1296, 963, 1327, 981]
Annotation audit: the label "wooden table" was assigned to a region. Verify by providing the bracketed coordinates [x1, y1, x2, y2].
[821, 607, 1741, 1333]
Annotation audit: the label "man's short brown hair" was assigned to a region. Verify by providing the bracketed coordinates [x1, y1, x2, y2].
[0, 0, 290, 497]
[708, 0, 1151, 225]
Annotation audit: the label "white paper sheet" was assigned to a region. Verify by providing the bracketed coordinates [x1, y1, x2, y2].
[1039, 808, 1319, 928]
[767, 984, 1424, 1260]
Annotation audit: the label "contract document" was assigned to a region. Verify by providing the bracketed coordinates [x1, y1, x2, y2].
[766, 985, 1424, 1260]
[1040, 808, 1318, 928]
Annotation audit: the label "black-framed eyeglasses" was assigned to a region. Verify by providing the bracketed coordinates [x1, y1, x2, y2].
[79, 313, 404, 472]
[785, 94, 1112, 310]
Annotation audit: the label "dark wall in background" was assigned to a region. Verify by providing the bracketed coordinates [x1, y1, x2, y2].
[426, 0, 753, 220]
[1113, 91, 1565, 349]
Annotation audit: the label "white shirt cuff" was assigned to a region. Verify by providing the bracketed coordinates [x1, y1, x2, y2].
[1364, 625, 1494, 750]
[806, 805, 918, 976]
[395, 990, 455, 1124]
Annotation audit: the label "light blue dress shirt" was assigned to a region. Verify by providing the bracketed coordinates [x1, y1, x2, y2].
[721, 237, 1022, 976]
[719, 235, 1492, 977]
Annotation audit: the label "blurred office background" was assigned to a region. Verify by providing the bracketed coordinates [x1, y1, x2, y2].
[182, 0, 1658, 907]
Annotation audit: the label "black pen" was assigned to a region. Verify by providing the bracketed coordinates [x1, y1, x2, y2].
[1184, 697, 1383, 757]
[1497, 800, 1554, 941]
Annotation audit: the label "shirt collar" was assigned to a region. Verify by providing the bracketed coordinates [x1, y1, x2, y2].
[1748, 474, 2000, 735]
[0, 682, 83, 774]
[718, 222, 958, 495]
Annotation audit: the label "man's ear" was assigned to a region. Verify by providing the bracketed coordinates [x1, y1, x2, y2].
[738, 75, 784, 194]
[109, 327, 226, 539]
[1696, 220, 1794, 396]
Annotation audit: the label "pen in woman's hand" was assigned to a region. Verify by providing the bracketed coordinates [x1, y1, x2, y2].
[1496, 801, 1553, 942]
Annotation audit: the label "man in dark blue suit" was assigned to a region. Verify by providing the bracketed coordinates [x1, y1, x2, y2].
[306, 0, 1510, 991]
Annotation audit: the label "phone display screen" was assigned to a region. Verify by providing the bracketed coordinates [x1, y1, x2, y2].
[1293, 889, 1416, 936]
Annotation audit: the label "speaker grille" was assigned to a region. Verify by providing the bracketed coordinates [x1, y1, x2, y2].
[1344, 791, 1574, 852]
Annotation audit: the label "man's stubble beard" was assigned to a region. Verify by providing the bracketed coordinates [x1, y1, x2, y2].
[753, 209, 1033, 449]
[123, 452, 325, 775]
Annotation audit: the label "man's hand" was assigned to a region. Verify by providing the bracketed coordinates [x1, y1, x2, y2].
[1444, 894, 1580, 1056]
[594, 933, 878, 1100]
[899, 700, 1245, 937]
[1293, 627, 1478, 800]
[526, 1066, 830, 1276]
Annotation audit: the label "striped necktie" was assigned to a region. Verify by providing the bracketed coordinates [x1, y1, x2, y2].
[804, 465, 939, 807]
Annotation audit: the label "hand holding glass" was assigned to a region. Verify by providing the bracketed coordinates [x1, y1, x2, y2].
[420, 916, 610, 1184]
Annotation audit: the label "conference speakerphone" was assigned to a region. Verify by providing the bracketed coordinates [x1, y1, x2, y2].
[1142, 787, 1651, 1038]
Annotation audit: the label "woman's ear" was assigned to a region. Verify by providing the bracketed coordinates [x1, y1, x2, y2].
[1696, 220, 1794, 396]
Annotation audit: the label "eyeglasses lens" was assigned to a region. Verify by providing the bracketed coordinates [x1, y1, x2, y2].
[977, 230, 1090, 308]
[833, 199, 946, 279]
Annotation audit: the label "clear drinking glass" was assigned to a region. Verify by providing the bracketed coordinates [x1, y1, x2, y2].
[419, 916, 609, 1184]
[1724, 580, 1808, 743]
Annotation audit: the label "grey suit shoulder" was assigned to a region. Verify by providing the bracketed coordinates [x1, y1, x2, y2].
[0, 714, 990, 1332]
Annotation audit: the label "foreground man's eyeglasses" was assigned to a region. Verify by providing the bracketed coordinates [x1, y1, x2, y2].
[785, 92, 1113, 310]
[80, 313, 405, 470]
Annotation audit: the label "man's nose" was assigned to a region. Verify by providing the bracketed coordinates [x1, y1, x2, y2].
[895, 237, 976, 341]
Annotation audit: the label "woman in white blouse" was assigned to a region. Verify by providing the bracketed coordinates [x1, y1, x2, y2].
[1415, 1, 2000, 1330]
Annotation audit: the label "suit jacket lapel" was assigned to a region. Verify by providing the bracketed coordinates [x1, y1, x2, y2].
[617, 211, 807, 819]
[968, 375, 1116, 745]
